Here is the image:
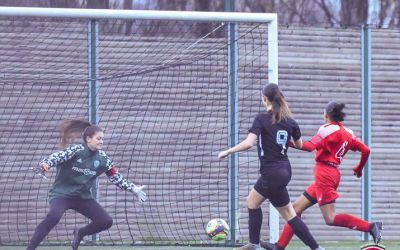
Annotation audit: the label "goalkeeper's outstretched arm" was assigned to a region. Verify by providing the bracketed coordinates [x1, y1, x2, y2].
[33, 144, 86, 176]
[104, 160, 147, 203]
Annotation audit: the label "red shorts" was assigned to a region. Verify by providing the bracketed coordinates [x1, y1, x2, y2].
[304, 162, 341, 206]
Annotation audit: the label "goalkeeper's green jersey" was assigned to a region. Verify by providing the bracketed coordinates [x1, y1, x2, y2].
[41, 144, 111, 200]
[41, 143, 137, 201]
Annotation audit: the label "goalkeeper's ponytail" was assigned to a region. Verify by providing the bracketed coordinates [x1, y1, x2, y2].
[262, 83, 292, 124]
[59, 118, 92, 149]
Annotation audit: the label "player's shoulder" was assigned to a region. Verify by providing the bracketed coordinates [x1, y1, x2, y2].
[98, 150, 113, 168]
[98, 150, 112, 161]
[66, 143, 85, 151]
[317, 123, 341, 138]
[254, 111, 270, 119]
[253, 111, 272, 123]
[280, 116, 299, 129]
[98, 150, 108, 157]
[342, 126, 356, 138]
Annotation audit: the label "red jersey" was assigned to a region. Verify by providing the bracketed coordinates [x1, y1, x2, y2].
[302, 122, 370, 169]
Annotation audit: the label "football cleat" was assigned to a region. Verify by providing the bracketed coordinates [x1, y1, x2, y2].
[259, 240, 284, 250]
[71, 229, 82, 250]
[237, 243, 262, 250]
[369, 222, 383, 244]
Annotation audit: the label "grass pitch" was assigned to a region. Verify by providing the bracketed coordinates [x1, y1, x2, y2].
[0, 241, 397, 250]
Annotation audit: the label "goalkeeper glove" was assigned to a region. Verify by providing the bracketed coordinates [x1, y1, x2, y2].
[132, 185, 147, 203]
[31, 164, 49, 179]
[353, 165, 363, 178]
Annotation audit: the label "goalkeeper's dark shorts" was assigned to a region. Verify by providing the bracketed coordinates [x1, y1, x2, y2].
[254, 161, 291, 208]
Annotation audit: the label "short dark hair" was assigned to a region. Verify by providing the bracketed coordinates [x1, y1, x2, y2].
[325, 101, 346, 122]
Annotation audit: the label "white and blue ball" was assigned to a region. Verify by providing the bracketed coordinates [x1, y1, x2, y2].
[205, 218, 230, 241]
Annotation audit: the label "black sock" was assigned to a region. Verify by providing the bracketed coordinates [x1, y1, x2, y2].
[248, 208, 262, 244]
[288, 216, 318, 249]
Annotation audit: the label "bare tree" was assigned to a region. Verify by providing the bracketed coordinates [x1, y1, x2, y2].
[123, 0, 133, 35]
[379, 0, 398, 27]
[340, 0, 367, 26]
[194, 0, 211, 36]
[368, 0, 381, 26]
[313, 0, 341, 27]
[87, 0, 109, 9]
[1, 0, 400, 28]
[155, 0, 189, 10]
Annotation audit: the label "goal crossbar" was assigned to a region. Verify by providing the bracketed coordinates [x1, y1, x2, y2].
[0, 7, 276, 23]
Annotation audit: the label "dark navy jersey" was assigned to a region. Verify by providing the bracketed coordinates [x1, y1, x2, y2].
[249, 111, 301, 165]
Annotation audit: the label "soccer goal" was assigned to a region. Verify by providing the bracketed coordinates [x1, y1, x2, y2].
[0, 7, 278, 246]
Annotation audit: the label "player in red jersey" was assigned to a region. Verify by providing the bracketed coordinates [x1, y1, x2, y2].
[260, 101, 382, 250]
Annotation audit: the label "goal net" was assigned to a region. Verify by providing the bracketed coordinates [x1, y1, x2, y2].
[0, 8, 276, 246]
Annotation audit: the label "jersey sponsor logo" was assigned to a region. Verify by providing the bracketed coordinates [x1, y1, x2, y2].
[335, 141, 348, 162]
[72, 166, 96, 176]
[360, 243, 385, 250]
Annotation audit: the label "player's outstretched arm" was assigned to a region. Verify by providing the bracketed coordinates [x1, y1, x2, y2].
[218, 133, 257, 159]
[32, 144, 85, 179]
[106, 167, 147, 203]
[351, 139, 371, 178]
[289, 133, 321, 152]
[40, 144, 85, 169]
[289, 139, 316, 152]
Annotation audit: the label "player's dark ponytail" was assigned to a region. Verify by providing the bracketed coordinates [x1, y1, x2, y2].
[325, 101, 346, 122]
[59, 119, 101, 148]
[262, 83, 292, 124]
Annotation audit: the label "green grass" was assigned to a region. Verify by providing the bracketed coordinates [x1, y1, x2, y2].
[285, 240, 396, 250]
[0, 241, 398, 250]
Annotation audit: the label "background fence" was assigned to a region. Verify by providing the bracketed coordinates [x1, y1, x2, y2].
[0, 13, 399, 247]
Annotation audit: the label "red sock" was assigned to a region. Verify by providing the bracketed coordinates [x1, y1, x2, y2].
[333, 213, 370, 232]
[277, 223, 294, 248]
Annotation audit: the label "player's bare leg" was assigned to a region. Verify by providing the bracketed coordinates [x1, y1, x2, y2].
[260, 194, 314, 250]
[319, 202, 382, 244]
[238, 189, 266, 250]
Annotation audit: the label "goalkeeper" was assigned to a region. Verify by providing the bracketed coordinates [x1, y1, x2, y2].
[261, 101, 382, 250]
[26, 119, 147, 250]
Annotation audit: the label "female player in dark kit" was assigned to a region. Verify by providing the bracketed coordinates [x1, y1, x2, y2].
[26, 119, 147, 250]
[218, 84, 324, 250]
[261, 101, 382, 250]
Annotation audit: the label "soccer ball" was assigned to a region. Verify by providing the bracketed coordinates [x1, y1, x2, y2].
[205, 218, 230, 241]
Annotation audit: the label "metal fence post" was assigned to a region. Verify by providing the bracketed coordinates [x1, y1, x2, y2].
[88, 19, 100, 243]
[361, 25, 372, 242]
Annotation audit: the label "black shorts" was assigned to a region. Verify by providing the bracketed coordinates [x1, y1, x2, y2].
[254, 161, 292, 207]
